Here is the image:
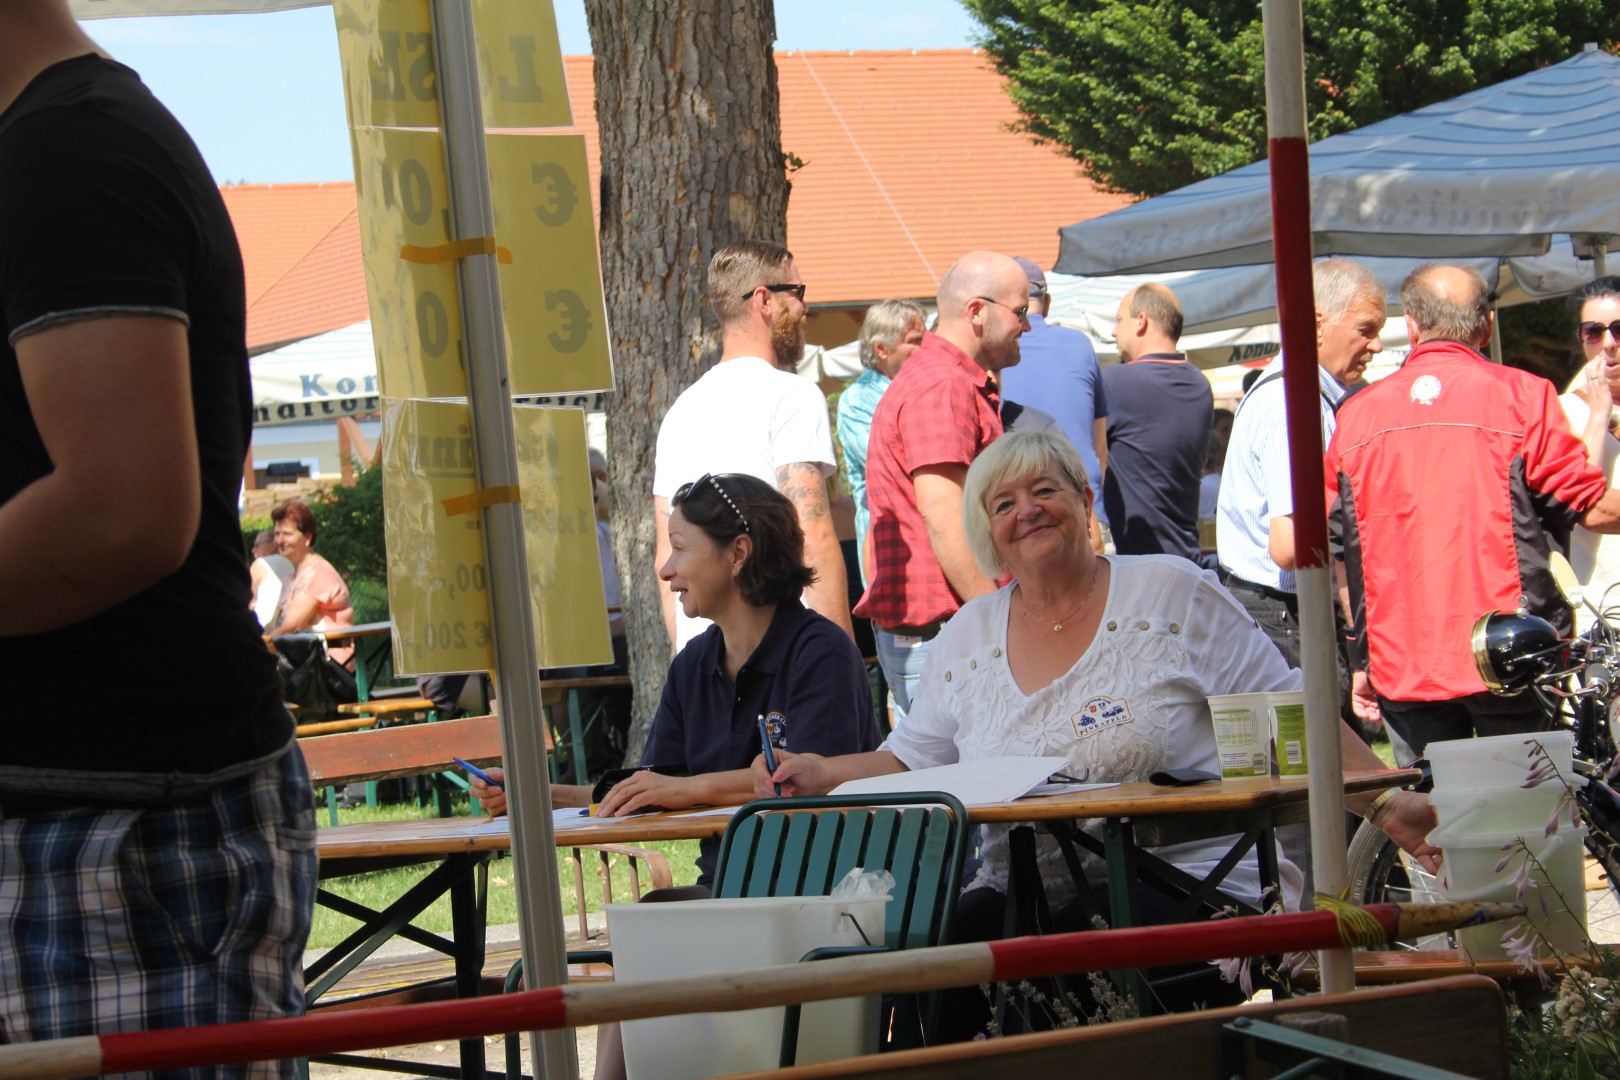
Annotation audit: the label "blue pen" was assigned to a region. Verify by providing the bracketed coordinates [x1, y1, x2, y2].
[453, 756, 504, 791]
[757, 713, 781, 796]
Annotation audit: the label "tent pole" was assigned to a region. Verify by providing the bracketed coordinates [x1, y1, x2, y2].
[429, 3, 577, 1078]
[1262, 0, 1352, 994]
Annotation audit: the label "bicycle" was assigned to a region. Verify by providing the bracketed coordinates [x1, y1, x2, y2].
[1345, 570, 1620, 949]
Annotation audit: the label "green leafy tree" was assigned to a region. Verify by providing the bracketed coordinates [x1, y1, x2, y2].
[962, 0, 1613, 197]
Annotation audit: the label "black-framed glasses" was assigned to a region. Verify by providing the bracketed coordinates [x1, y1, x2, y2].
[976, 295, 1030, 320]
[674, 472, 751, 533]
[1579, 320, 1620, 345]
[743, 282, 807, 302]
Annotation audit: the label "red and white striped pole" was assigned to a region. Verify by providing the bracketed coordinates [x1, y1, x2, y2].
[0, 902, 1521, 1079]
[1261, 0, 1353, 994]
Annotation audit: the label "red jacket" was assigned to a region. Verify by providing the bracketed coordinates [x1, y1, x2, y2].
[1326, 339, 1606, 702]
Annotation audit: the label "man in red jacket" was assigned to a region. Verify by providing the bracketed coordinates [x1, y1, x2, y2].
[1327, 263, 1620, 757]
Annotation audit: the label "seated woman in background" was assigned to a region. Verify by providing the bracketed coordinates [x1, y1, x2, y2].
[472, 472, 880, 888]
[267, 499, 355, 666]
[759, 430, 1435, 1030]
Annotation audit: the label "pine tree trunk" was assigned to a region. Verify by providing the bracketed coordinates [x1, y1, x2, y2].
[585, 0, 788, 764]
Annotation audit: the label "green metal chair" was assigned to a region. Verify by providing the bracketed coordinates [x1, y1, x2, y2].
[715, 791, 970, 1062]
[502, 791, 968, 1078]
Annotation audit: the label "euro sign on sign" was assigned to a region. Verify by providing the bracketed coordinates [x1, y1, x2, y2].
[487, 133, 615, 397]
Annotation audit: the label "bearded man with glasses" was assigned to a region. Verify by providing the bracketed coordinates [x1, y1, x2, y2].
[653, 239, 853, 652]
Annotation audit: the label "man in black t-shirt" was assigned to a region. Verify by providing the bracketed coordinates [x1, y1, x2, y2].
[0, 4, 313, 1060]
[1101, 284, 1213, 559]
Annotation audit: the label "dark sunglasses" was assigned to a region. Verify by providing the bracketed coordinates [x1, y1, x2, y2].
[674, 472, 751, 533]
[1579, 320, 1620, 345]
[742, 282, 807, 302]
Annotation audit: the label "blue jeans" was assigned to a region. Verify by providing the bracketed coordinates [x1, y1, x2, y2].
[874, 627, 933, 725]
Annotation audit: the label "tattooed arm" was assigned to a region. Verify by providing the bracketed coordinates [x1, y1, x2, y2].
[776, 461, 856, 639]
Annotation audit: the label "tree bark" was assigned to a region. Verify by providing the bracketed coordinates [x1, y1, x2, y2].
[585, 0, 788, 763]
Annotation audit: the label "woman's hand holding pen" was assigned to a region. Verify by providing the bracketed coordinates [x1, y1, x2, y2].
[751, 749, 831, 798]
[470, 767, 507, 817]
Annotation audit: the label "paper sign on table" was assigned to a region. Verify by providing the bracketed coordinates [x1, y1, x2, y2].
[828, 756, 1070, 805]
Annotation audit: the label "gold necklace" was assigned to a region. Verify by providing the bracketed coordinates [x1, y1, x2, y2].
[1017, 562, 1099, 633]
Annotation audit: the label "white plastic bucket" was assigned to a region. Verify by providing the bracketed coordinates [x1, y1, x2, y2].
[607, 895, 888, 1080]
[1207, 692, 1271, 779]
[1428, 731, 1573, 798]
[1429, 819, 1588, 961]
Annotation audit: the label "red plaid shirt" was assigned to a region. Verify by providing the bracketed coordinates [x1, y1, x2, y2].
[854, 333, 1003, 628]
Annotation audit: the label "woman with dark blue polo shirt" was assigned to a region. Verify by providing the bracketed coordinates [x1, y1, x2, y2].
[470, 472, 879, 886]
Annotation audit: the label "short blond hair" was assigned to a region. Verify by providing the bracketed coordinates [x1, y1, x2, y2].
[962, 430, 1092, 578]
[708, 240, 794, 325]
[1128, 283, 1183, 341]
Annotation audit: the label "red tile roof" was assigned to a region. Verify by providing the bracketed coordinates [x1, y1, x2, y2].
[226, 49, 1129, 351]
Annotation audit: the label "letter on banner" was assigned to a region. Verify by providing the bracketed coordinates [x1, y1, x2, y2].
[471, 0, 572, 129]
[383, 398, 611, 675]
[487, 133, 615, 395]
[334, 0, 571, 130]
[333, 0, 439, 130]
[352, 127, 471, 400]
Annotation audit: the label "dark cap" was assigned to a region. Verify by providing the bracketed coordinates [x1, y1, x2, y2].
[1012, 255, 1047, 297]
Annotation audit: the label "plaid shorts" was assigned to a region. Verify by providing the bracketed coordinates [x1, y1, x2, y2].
[0, 746, 317, 1079]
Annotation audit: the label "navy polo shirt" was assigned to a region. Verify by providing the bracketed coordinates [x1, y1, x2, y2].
[643, 600, 880, 884]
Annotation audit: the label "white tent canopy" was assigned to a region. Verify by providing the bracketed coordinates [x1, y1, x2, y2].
[1055, 47, 1620, 276]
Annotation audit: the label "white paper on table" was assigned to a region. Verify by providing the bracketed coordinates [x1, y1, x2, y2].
[459, 817, 514, 835]
[828, 756, 1070, 804]
[552, 807, 665, 826]
[666, 806, 743, 819]
[1021, 781, 1121, 798]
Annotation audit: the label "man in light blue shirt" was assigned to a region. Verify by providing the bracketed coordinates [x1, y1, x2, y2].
[1000, 256, 1109, 538]
[836, 299, 925, 585]
[1215, 257, 1387, 663]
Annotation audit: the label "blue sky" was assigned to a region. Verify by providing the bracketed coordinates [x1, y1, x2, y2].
[83, 2, 983, 184]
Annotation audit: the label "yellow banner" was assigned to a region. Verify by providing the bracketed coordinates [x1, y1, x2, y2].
[473, 0, 573, 129]
[333, 0, 439, 130]
[486, 133, 615, 395]
[384, 398, 611, 675]
[352, 127, 470, 399]
[333, 0, 572, 131]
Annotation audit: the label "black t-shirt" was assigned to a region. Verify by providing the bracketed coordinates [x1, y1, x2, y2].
[1101, 357, 1214, 560]
[0, 56, 288, 790]
[644, 602, 881, 884]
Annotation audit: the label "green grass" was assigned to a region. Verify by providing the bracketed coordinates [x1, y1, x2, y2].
[311, 796, 702, 950]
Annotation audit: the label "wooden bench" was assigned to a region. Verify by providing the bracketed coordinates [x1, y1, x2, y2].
[725, 975, 1509, 1080]
[301, 714, 669, 1009]
[1289, 944, 1619, 989]
[336, 696, 440, 721]
[540, 673, 632, 784]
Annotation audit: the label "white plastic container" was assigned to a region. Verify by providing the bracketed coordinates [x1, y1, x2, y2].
[606, 895, 888, 1080]
[1265, 690, 1308, 777]
[1428, 731, 1572, 833]
[1207, 692, 1271, 779]
[1429, 819, 1588, 961]
[1428, 730, 1573, 799]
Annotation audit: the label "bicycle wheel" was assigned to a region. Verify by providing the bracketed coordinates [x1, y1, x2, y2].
[1578, 780, 1620, 903]
[1344, 819, 1451, 951]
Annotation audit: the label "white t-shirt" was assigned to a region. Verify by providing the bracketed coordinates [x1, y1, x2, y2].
[653, 355, 836, 648]
[882, 554, 1304, 909]
[1560, 391, 1620, 633]
[250, 553, 294, 628]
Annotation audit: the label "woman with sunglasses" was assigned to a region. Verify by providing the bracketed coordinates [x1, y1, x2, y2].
[1561, 276, 1620, 629]
[471, 471, 879, 886]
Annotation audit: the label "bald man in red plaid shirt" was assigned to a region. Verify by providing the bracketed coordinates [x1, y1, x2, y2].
[854, 251, 1029, 721]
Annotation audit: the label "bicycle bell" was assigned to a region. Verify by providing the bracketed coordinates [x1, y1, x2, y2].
[1472, 610, 1565, 694]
